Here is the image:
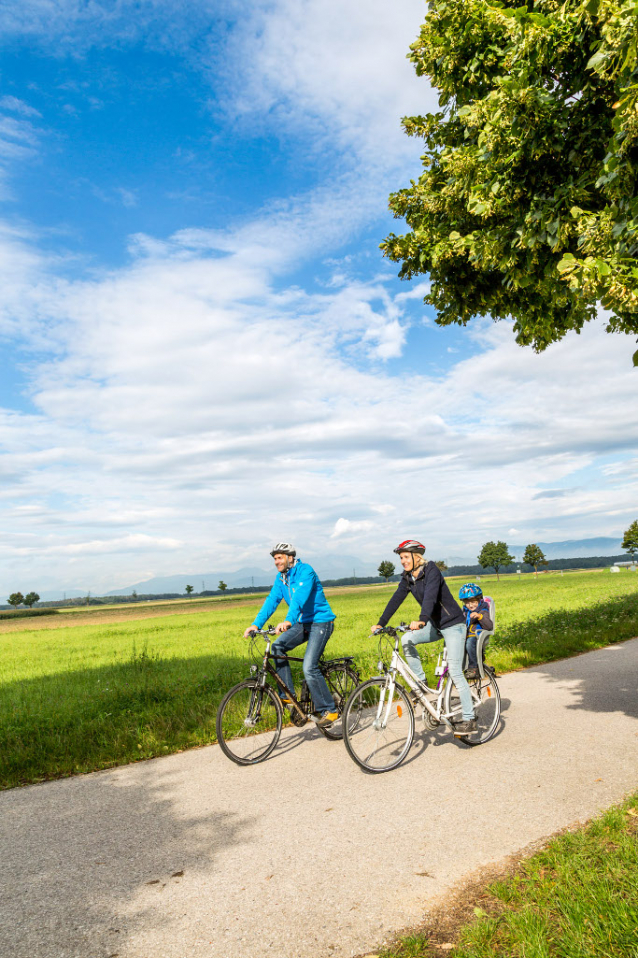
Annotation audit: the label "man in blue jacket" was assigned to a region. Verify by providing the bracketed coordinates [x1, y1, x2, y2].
[244, 542, 338, 727]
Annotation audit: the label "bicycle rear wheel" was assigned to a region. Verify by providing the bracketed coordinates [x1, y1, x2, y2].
[319, 664, 361, 741]
[443, 668, 501, 746]
[342, 677, 414, 773]
[216, 680, 282, 765]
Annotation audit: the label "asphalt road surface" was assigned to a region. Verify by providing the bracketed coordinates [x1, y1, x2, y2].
[1, 639, 637, 958]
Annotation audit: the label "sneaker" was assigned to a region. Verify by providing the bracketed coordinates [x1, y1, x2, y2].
[464, 667, 480, 680]
[279, 694, 294, 706]
[453, 719, 477, 737]
[315, 710, 339, 728]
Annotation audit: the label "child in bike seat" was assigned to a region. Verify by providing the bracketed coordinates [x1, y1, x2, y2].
[458, 583, 493, 679]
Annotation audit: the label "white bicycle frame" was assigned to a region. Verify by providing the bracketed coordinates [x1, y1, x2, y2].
[375, 631, 457, 730]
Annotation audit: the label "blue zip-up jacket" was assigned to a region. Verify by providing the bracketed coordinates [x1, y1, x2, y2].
[252, 559, 335, 629]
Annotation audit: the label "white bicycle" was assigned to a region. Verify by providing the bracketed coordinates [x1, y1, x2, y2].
[342, 622, 501, 773]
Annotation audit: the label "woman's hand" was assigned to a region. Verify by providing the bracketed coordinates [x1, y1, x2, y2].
[409, 620, 425, 631]
[370, 625, 382, 634]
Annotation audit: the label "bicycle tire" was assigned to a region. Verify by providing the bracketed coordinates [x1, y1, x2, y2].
[319, 664, 361, 741]
[342, 677, 414, 773]
[216, 680, 282, 765]
[443, 669, 501, 746]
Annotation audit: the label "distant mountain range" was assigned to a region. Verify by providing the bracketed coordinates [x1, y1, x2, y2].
[25, 537, 626, 601]
[105, 554, 382, 596]
[104, 537, 625, 597]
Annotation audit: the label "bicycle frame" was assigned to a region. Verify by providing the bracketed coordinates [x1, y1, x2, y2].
[248, 629, 352, 723]
[377, 630, 457, 730]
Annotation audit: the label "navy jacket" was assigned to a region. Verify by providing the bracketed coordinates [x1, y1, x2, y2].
[377, 560, 464, 630]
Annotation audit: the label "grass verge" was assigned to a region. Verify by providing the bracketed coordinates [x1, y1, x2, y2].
[378, 793, 638, 958]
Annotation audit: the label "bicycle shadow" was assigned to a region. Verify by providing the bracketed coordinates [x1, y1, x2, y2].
[404, 693, 512, 761]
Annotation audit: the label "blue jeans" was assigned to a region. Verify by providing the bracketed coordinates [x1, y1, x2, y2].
[466, 631, 478, 669]
[402, 621, 476, 721]
[272, 620, 336, 714]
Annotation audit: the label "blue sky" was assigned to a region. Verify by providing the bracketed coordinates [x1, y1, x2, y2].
[1, 0, 637, 598]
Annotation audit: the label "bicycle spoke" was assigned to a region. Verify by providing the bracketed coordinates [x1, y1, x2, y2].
[216, 682, 282, 765]
[343, 678, 414, 772]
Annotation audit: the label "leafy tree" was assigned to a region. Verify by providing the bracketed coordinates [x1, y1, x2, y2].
[218, 580, 228, 592]
[381, 0, 638, 363]
[131, 590, 138, 600]
[185, 585, 194, 596]
[435, 560, 448, 571]
[523, 544, 548, 576]
[23, 592, 40, 608]
[8, 592, 23, 609]
[478, 541, 515, 580]
[378, 561, 396, 582]
[621, 519, 638, 558]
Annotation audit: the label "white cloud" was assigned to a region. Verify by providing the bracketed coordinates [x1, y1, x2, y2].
[0, 96, 42, 118]
[0, 102, 42, 199]
[217, 0, 432, 167]
[331, 518, 375, 539]
[0, 205, 636, 595]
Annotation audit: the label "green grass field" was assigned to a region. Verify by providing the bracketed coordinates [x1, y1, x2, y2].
[1, 569, 637, 788]
[383, 793, 638, 958]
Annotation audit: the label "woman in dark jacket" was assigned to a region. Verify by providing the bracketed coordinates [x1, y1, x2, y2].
[372, 539, 476, 736]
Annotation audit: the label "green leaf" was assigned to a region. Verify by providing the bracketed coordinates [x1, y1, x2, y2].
[633, 348, 638, 367]
[556, 254, 577, 273]
[586, 49, 608, 72]
[596, 259, 611, 276]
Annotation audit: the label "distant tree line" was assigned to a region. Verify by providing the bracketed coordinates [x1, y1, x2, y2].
[443, 554, 635, 578]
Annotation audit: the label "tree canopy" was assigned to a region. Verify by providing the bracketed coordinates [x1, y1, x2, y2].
[478, 540, 515, 578]
[523, 543, 548, 574]
[621, 519, 638, 556]
[381, 0, 638, 363]
[378, 560, 396, 582]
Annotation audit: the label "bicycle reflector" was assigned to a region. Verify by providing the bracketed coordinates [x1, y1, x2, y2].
[397, 705, 403, 717]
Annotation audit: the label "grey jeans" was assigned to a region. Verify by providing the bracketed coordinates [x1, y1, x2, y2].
[402, 621, 475, 721]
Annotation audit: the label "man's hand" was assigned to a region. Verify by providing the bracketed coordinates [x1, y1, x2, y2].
[275, 621, 292, 634]
[409, 620, 425, 631]
[371, 625, 382, 634]
[243, 626, 257, 638]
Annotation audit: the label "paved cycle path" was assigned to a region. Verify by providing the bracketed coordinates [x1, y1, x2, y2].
[1, 639, 637, 958]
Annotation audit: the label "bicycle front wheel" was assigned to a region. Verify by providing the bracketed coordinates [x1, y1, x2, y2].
[443, 668, 501, 746]
[320, 664, 361, 741]
[342, 677, 414, 773]
[216, 680, 282, 765]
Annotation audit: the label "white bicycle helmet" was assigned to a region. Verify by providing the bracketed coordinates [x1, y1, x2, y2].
[270, 541, 296, 557]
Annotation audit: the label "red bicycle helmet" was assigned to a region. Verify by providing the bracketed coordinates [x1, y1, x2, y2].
[393, 539, 426, 555]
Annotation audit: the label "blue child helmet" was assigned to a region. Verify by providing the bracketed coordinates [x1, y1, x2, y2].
[459, 582, 482, 600]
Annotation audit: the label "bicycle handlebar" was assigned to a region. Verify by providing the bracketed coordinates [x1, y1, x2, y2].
[370, 621, 415, 637]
